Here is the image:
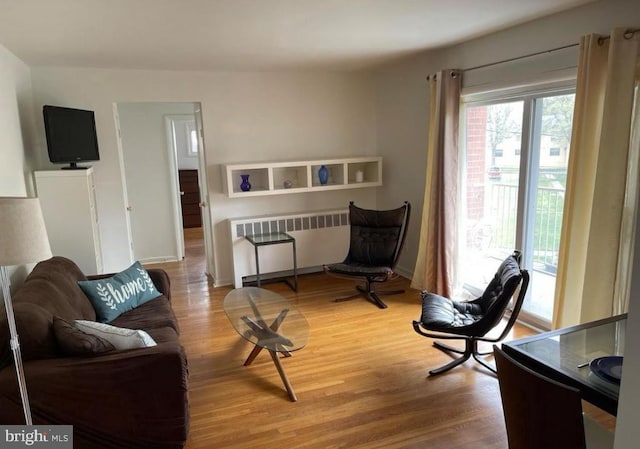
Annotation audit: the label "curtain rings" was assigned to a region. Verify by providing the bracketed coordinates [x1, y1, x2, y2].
[426, 70, 460, 81]
[598, 28, 639, 46]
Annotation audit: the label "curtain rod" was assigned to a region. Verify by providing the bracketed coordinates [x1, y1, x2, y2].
[462, 43, 578, 73]
[461, 27, 640, 74]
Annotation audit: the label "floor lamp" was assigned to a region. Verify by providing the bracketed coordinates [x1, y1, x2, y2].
[0, 197, 52, 425]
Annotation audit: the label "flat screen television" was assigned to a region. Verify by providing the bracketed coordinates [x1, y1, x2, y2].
[43, 105, 100, 169]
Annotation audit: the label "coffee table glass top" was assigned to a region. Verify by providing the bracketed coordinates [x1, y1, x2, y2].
[223, 287, 309, 353]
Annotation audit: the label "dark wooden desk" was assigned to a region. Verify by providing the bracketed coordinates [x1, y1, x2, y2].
[502, 314, 626, 415]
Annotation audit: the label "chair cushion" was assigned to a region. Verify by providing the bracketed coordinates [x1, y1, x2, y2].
[349, 226, 401, 266]
[418, 254, 523, 337]
[419, 292, 484, 331]
[324, 262, 392, 281]
[477, 256, 523, 312]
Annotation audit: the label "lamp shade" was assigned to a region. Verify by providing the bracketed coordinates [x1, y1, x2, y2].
[0, 197, 52, 266]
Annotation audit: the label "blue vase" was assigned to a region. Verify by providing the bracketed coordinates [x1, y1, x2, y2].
[240, 174, 251, 192]
[318, 165, 328, 185]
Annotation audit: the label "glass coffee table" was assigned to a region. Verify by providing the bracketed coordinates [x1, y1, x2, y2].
[223, 287, 309, 401]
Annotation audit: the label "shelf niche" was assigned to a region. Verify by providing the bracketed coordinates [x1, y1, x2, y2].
[223, 156, 382, 198]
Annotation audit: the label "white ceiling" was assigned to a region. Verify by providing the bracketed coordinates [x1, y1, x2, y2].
[0, 0, 595, 72]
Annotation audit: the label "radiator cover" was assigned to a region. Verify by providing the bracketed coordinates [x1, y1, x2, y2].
[229, 209, 349, 288]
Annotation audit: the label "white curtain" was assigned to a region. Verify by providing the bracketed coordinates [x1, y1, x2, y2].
[411, 70, 461, 297]
[554, 28, 640, 328]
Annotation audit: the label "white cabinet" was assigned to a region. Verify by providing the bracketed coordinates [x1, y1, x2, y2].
[34, 168, 103, 274]
[223, 156, 382, 198]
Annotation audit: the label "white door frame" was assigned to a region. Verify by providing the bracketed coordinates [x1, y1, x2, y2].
[114, 102, 214, 274]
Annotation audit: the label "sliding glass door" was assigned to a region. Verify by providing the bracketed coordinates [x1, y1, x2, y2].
[459, 90, 575, 328]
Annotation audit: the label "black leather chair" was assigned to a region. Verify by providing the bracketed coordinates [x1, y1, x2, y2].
[412, 250, 529, 375]
[323, 201, 410, 309]
[494, 345, 613, 449]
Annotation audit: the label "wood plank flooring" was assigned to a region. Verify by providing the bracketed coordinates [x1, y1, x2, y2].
[149, 228, 533, 449]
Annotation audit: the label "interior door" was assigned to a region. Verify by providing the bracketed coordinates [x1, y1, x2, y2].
[193, 104, 216, 279]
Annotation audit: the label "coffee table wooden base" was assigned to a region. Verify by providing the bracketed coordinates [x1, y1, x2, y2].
[224, 287, 308, 403]
[243, 345, 297, 402]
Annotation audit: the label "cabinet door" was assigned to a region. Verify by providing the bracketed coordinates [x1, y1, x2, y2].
[34, 170, 102, 274]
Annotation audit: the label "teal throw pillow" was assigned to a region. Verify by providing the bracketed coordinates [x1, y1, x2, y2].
[78, 261, 162, 323]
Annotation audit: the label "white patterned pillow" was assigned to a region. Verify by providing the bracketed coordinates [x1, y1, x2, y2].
[75, 320, 157, 350]
[77, 261, 162, 322]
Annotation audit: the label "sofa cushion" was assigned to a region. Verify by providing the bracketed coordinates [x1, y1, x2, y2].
[20, 257, 96, 320]
[53, 317, 115, 356]
[78, 261, 162, 323]
[75, 320, 157, 350]
[110, 296, 179, 334]
[144, 326, 180, 345]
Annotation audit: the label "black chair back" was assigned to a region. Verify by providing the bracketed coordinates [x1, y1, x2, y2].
[469, 251, 525, 336]
[345, 201, 410, 268]
[494, 345, 587, 449]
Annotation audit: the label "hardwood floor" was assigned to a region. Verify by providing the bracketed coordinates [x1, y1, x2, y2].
[149, 229, 534, 449]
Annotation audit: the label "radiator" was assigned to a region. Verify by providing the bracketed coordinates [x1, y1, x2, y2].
[229, 209, 350, 288]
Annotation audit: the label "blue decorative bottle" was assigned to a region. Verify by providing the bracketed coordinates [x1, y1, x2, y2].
[318, 165, 328, 185]
[240, 174, 251, 192]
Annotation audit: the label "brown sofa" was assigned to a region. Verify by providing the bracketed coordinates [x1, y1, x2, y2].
[0, 256, 189, 449]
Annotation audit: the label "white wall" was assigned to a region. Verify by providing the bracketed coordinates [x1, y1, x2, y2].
[0, 43, 35, 197]
[616, 209, 640, 448]
[372, 0, 640, 447]
[28, 69, 378, 282]
[117, 102, 196, 263]
[0, 43, 39, 289]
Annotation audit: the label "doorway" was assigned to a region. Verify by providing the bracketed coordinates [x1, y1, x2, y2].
[115, 102, 213, 279]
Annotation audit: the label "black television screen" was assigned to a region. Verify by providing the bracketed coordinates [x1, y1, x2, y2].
[43, 105, 100, 169]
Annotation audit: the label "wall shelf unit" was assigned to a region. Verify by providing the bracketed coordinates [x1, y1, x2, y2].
[223, 156, 382, 198]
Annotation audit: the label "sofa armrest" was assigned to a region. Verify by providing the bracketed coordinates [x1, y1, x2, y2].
[0, 344, 189, 448]
[87, 268, 172, 301]
[147, 269, 171, 301]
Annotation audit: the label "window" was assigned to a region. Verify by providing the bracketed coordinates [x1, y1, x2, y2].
[185, 121, 198, 156]
[189, 129, 198, 155]
[460, 90, 575, 328]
